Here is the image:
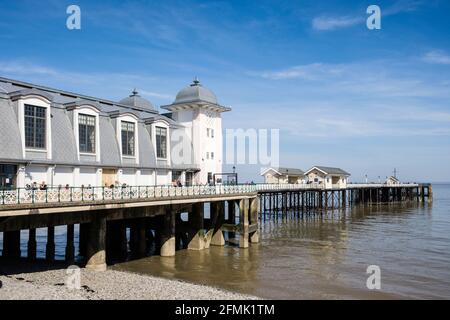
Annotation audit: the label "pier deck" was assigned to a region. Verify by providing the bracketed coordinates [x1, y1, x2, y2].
[0, 183, 431, 271]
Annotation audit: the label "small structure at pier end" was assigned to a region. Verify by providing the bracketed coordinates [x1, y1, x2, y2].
[304, 166, 350, 189]
[260, 167, 305, 184]
[385, 176, 400, 186]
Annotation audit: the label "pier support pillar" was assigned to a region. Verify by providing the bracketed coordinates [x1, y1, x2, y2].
[46, 226, 55, 262]
[342, 190, 347, 207]
[249, 197, 259, 243]
[109, 220, 128, 261]
[65, 224, 75, 264]
[227, 200, 236, 239]
[86, 215, 107, 271]
[188, 203, 205, 250]
[160, 207, 176, 257]
[27, 228, 37, 261]
[130, 219, 147, 258]
[79, 223, 89, 257]
[239, 199, 249, 248]
[3, 230, 21, 259]
[210, 201, 225, 246]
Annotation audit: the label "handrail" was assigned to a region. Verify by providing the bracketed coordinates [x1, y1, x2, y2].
[0, 183, 421, 206]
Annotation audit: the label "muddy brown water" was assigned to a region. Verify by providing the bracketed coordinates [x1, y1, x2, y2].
[113, 184, 450, 299]
[1, 184, 449, 299]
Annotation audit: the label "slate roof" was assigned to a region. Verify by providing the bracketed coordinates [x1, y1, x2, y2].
[0, 99, 23, 161]
[261, 167, 305, 176]
[173, 78, 218, 105]
[0, 77, 191, 170]
[306, 166, 351, 176]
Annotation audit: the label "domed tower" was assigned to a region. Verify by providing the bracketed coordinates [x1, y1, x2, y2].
[162, 78, 231, 185]
[119, 89, 156, 112]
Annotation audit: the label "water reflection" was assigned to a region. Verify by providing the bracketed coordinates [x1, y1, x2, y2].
[114, 194, 449, 299]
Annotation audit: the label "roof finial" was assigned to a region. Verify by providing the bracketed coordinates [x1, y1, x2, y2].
[132, 88, 139, 96]
[191, 76, 200, 86]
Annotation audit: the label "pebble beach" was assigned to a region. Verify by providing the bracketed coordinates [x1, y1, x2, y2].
[0, 261, 259, 300]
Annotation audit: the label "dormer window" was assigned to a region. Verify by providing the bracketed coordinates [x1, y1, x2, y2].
[121, 121, 135, 156]
[78, 114, 96, 153]
[24, 104, 46, 149]
[156, 126, 167, 159]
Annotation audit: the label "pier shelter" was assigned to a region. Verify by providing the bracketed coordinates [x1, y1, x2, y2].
[304, 166, 350, 189]
[260, 167, 305, 184]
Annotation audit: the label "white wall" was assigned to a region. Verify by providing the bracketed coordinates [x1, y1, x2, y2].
[138, 169, 154, 186]
[24, 165, 48, 185]
[156, 169, 169, 185]
[52, 166, 74, 187]
[79, 167, 97, 187]
[121, 168, 136, 186]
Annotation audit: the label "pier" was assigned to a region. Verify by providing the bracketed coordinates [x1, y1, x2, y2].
[0, 183, 432, 271]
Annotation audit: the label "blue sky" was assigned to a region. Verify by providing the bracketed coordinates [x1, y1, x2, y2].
[1, 0, 450, 182]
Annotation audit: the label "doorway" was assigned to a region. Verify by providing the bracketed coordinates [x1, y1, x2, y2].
[0, 164, 17, 189]
[102, 169, 117, 187]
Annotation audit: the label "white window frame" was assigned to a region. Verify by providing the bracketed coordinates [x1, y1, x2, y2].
[116, 114, 139, 164]
[73, 106, 101, 161]
[151, 120, 170, 162]
[18, 95, 52, 159]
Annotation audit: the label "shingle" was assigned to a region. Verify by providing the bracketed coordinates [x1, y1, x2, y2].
[0, 99, 23, 161]
[315, 166, 350, 176]
[51, 108, 78, 164]
[99, 117, 121, 167]
[138, 123, 156, 167]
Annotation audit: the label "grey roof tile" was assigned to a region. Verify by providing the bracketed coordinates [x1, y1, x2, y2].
[51, 108, 78, 164]
[0, 99, 23, 161]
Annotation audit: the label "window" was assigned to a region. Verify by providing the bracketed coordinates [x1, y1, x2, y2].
[211, 129, 214, 138]
[121, 121, 135, 156]
[206, 128, 210, 137]
[156, 126, 167, 158]
[24, 104, 46, 149]
[78, 114, 96, 153]
[207, 172, 213, 184]
[206, 152, 209, 160]
[211, 152, 214, 160]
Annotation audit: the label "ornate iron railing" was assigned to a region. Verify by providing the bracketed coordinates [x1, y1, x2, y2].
[0, 184, 258, 206]
[0, 183, 420, 206]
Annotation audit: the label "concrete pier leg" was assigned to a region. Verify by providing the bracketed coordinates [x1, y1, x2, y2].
[27, 228, 37, 261]
[249, 197, 259, 243]
[46, 226, 55, 262]
[107, 221, 128, 262]
[118, 221, 128, 260]
[160, 208, 176, 257]
[86, 215, 107, 271]
[79, 223, 89, 257]
[3, 230, 21, 258]
[227, 200, 236, 239]
[239, 199, 249, 248]
[137, 219, 147, 257]
[210, 201, 225, 246]
[129, 224, 137, 256]
[65, 224, 75, 264]
[188, 203, 205, 250]
[130, 220, 146, 258]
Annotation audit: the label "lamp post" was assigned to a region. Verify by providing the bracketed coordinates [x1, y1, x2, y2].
[365, 174, 368, 183]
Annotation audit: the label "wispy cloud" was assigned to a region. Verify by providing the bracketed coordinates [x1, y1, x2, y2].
[423, 50, 450, 65]
[139, 89, 173, 101]
[0, 61, 58, 76]
[312, 16, 362, 31]
[0, 60, 170, 104]
[251, 63, 345, 80]
[311, 0, 424, 31]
